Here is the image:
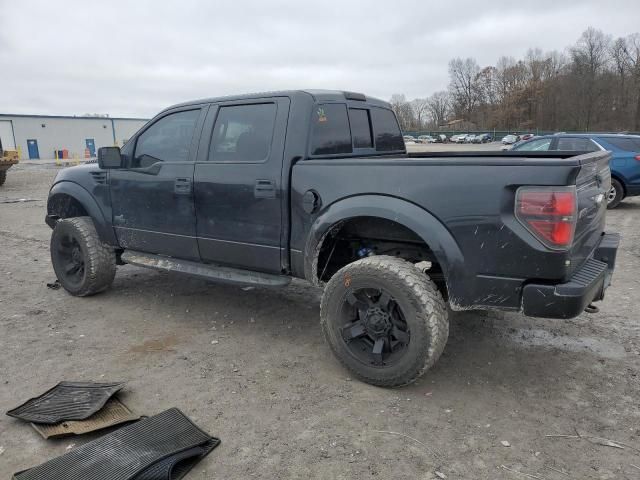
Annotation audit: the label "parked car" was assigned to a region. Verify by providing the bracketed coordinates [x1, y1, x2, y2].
[451, 134, 467, 143]
[503, 137, 536, 150]
[520, 133, 535, 141]
[502, 134, 519, 145]
[403, 135, 417, 144]
[45, 89, 619, 387]
[464, 134, 476, 143]
[473, 133, 493, 143]
[435, 134, 449, 143]
[417, 135, 435, 144]
[511, 133, 640, 208]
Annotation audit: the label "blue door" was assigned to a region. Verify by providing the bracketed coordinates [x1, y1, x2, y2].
[27, 139, 40, 159]
[85, 138, 96, 157]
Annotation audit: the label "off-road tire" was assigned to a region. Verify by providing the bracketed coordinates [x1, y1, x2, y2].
[50, 217, 116, 296]
[607, 178, 624, 209]
[320, 256, 449, 387]
[0, 170, 6, 186]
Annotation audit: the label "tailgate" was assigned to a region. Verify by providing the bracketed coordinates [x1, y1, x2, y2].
[567, 151, 611, 278]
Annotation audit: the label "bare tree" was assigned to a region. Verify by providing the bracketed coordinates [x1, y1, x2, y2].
[390, 94, 415, 130]
[411, 98, 430, 129]
[623, 33, 640, 130]
[448, 58, 482, 120]
[426, 91, 450, 127]
[611, 37, 629, 122]
[394, 26, 640, 133]
[569, 27, 612, 129]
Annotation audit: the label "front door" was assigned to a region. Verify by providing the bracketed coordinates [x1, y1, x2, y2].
[85, 138, 96, 157]
[109, 107, 205, 260]
[194, 98, 289, 273]
[27, 139, 39, 159]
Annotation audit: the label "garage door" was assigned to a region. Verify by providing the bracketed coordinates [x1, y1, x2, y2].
[0, 120, 15, 150]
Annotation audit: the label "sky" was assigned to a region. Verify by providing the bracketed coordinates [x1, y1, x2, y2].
[1, 0, 639, 118]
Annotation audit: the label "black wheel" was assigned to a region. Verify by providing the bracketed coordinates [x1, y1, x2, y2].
[0, 170, 6, 186]
[606, 178, 624, 209]
[50, 217, 116, 296]
[320, 256, 448, 387]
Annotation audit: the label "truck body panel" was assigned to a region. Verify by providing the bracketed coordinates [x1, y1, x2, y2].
[46, 90, 619, 319]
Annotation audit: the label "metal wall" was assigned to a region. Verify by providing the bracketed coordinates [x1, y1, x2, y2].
[0, 115, 148, 160]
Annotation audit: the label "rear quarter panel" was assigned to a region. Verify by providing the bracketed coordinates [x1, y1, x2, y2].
[291, 155, 584, 309]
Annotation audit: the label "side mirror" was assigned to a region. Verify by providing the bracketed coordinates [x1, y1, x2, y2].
[98, 146, 123, 169]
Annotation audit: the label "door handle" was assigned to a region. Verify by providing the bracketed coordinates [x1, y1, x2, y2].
[254, 179, 276, 199]
[174, 177, 192, 195]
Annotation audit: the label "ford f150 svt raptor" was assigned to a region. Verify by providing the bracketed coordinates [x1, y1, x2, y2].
[46, 90, 620, 387]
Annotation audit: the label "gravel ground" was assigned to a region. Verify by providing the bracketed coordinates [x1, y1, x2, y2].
[1, 164, 639, 479]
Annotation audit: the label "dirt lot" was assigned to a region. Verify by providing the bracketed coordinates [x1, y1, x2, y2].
[1, 163, 639, 479]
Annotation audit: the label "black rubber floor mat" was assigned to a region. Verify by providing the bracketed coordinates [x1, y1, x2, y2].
[135, 441, 219, 480]
[30, 397, 140, 438]
[7, 381, 124, 424]
[14, 408, 220, 480]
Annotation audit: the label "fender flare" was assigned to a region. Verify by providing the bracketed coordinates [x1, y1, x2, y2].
[47, 181, 118, 245]
[303, 194, 466, 297]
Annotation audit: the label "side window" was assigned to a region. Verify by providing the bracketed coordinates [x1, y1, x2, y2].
[134, 109, 199, 167]
[556, 137, 599, 152]
[310, 104, 353, 156]
[370, 108, 404, 152]
[349, 109, 373, 149]
[600, 137, 640, 152]
[209, 103, 277, 162]
[514, 138, 552, 151]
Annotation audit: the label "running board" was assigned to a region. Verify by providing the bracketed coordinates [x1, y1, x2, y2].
[121, 251, 291, 288]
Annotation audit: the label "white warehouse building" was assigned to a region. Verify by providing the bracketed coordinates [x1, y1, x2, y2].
[0, 114, 149, 160]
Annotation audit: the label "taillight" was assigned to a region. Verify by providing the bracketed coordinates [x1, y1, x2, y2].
[635, 155, 640, 161]
[515, 187, 577, 249]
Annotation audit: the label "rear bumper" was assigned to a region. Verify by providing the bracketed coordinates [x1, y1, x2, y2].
[521, 233, 620, 319]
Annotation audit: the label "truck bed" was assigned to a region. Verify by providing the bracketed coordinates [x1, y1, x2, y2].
[290, 150, 610, 311]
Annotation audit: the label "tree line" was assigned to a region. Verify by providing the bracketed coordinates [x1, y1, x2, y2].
[391, 27, 640, 133]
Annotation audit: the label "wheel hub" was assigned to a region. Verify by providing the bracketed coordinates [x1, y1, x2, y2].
[71, 247, 82, 263]
[340, 287, 411, 368]
[364, 307, 391, 337]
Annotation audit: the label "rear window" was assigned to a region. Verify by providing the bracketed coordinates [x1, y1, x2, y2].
[349, 109, 373, 148]
[371, 108, 404, 152]
[310, 104, 352, 155]
[600, 137, 640, 152]
[555, 137, 599, 152]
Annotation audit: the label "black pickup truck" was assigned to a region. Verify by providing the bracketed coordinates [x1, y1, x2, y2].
[46, 90, 619, 387]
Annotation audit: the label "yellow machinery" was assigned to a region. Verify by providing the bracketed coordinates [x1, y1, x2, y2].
[0, 138, 20, 187]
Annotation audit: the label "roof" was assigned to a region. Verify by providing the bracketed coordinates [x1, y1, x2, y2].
[167, 89, 390, 111]
[0, 113, 149, 121]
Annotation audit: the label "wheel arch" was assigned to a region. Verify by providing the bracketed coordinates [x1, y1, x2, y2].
[47, 182, 117, 245]
[303, 195, 465, 297]
[610, 174, 626, 198]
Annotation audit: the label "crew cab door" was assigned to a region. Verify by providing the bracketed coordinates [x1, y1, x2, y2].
[109, 106, 206, 260]
[194, 98, 289, 273]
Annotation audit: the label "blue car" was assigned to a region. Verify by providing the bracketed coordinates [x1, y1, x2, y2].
[511, 134, 640, 208]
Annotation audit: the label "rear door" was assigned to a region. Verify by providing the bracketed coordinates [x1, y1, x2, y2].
[194, 97, 290, 273]
[109, 107, 206, 260]
[596, 136, 640, 189]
